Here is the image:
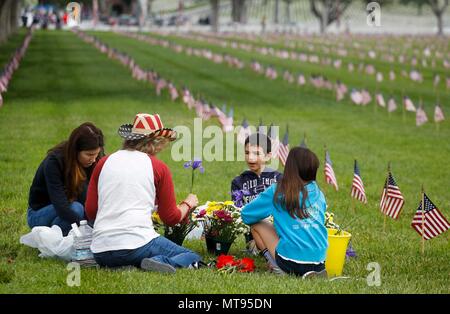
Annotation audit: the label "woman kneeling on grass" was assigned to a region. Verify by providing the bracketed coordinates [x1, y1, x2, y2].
[241, 147, 328, 278]
[27, 122, 105, 236]
[85, 113, 203, 273]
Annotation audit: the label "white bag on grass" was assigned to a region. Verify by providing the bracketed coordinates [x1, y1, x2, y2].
[20, 225, 74, 261]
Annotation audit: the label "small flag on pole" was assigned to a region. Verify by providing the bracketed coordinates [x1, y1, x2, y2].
[403, 96, 416, 112]
[237, 118, 252, 145]
[387, 97, 397, 112]
[434, 104, 445, 123]
[278, 126, 289, 166]
[411, 193, 450, 240]
[268, 123, 280, 158]
[300, 133, 308, 148]
[351, 160, 367, 204]
[416, 104, 428, 126]
[380, 171, 405, 220]
[324, 150, 338, 191]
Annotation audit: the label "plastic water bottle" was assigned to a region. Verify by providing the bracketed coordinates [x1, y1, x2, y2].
[71, 220, 96, 266]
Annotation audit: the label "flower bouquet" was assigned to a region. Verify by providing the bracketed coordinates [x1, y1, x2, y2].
[192, 201, 249, 255]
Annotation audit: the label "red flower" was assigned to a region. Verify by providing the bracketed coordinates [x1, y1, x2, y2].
[196, 209, 206, 218]
[237, 257, 255, 273]
[214, 210, 233, 223]
[216, 254, 237, 269]
[216, 255, 255, 273]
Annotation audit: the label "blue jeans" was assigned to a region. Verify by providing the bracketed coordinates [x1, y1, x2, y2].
[27, 202, 85, 236]
[94, 236, 201, 269]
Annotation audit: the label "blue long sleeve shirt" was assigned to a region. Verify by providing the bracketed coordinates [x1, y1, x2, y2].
[241, 181, 328, 263]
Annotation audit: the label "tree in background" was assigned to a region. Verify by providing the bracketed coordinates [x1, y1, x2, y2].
[0, 0, 22, 43]
[210, 0, 220, 32]
[309, 0, 352, 33]
[400, 0, 448, 35]
[231, 0, 247, 24]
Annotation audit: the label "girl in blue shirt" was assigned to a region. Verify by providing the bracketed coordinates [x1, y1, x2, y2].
[241, 147, 328, 277]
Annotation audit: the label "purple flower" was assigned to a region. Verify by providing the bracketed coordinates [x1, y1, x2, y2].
[231, 189, 251, 208]
[346, 242, 357, 259]
[184, 158, 204, 193]
[184, 158, 205, 173]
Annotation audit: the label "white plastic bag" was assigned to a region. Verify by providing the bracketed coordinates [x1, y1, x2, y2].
[20, 225, 74, 261]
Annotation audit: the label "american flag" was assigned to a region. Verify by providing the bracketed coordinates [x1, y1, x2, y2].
[168, 82, 179, 101]
[416, 105, 428, 126]
[387, 97, 397, 112]
[351, 160, 367, 204]
[350, 89, 363, 105]
[278, 127, 289, 166]
[221, 108, 234, 133]
[433, 74, 440, 87]
[299, 135, 308, 148]
[380, 172, 405, 220]
[376, 72, 383, 83]
[376, 93, 386, 107]
[268, 124, 280, 158]
[360, 89, 372, 106]
[297, 74, 306, 86]
[434, 104, 445, 123]
[411, 193, 450, 240]
[324, 150, 338, 191]
[403, 96, 416, 112]
[389, 70, 396, 81]
[237, 118, 252, 145]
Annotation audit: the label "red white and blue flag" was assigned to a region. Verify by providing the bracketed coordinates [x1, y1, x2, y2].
[380, 172, 405, 219]
[351, 160, 367, 203]
[324, 150, 338, 191]
[411, 193, 450, 240]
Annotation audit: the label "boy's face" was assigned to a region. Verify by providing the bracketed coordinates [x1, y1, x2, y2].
[245, 144, 271, 173]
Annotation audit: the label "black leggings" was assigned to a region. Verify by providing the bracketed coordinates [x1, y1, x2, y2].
[275, 252, 325, 276]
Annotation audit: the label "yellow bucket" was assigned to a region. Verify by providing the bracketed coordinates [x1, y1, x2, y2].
[325, 228, 351, 277]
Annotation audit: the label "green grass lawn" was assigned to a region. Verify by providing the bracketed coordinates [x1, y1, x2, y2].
[0, 29, 449, 293]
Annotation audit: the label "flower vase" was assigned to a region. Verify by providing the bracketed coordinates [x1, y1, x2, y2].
[205, 236, 233, 256]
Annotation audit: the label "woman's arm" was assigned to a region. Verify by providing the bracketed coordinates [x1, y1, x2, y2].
[85, 156, 108, 221]
[151, 156, 183, 226]
[43, 154, 80, 224]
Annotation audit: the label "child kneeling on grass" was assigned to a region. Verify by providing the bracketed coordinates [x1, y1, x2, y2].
[231, 133, 282, 255]
[241, 147, 328, 278]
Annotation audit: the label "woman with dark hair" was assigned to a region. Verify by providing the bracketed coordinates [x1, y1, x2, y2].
[241, 147, 328, 278]
[27, 122, 105, 236]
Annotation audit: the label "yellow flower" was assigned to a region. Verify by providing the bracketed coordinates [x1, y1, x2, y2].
[152, 211, 163, 225]
[223, 201, 234, 206]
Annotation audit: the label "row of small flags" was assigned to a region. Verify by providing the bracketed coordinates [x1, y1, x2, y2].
[166, 31, 450, 87]
[236, 120, 449, 241]
[192, 30, 450, 74]
[74, 29, 235, 133]
[74, 29, 448, 243]
[114, 31, 446, 127]
[0, 28, 34, 108]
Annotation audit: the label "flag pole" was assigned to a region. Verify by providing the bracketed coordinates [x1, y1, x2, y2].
[383, 162, 391, 233]
[401, 90, 406, 124]
[421, 184, 425, 255]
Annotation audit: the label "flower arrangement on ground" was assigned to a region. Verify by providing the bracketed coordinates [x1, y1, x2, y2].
[193, 201, 249, 243]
